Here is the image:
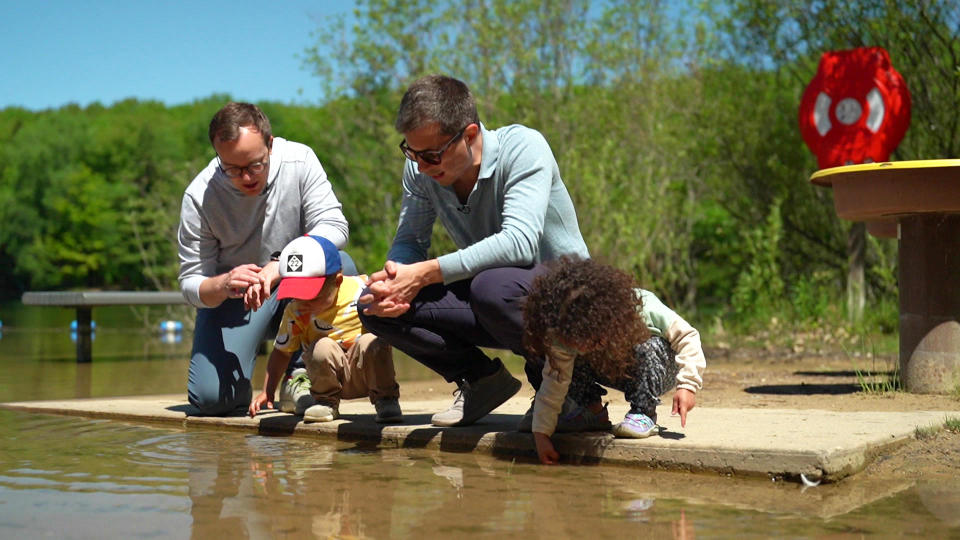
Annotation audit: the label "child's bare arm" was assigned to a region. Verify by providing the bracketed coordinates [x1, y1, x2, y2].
[249, 348, 293, 417]
[533, 432, 560, 465]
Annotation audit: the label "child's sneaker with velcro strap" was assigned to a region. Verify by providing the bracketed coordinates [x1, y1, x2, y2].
[278, 368, 316, 415]
[612, 413, 659, 438]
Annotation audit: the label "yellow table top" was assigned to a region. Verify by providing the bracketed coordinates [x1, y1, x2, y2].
[811, 159, 960, 187]
[809, 159, 960, 221]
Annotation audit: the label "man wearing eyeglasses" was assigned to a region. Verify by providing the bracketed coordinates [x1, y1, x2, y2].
[178, 102, 351, 416]
[359, 75, 593, 428]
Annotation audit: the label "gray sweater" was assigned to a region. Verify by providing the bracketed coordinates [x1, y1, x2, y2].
[388, 124, 589, 282]
[178, 137, 348, 307]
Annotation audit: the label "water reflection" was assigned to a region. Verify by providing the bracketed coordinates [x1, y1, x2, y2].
[2, 305, 960, 537]
[0, 409, 706, 538]
[2, 409, 960, 538]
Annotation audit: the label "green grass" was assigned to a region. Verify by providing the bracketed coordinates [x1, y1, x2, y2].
[915, 416, 960, 440]
[849, 337, 902, 394]
[855, 366, 902, 394]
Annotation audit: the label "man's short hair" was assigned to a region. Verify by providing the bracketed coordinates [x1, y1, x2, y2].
[208, 102, 273, 147]
[395, 75, 480, 135]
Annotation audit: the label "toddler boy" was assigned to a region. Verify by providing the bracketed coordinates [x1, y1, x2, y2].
[248, 235, 402, 423]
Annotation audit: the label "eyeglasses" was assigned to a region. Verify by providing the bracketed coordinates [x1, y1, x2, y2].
[218, 156, 269, 178]
[399, 127, 466, 165]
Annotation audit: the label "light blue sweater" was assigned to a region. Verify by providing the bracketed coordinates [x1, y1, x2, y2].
[387, 124, 589, 282]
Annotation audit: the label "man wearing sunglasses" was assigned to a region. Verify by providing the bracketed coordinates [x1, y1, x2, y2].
[178, 102, 354, 416]
[359, 75, 592, 428]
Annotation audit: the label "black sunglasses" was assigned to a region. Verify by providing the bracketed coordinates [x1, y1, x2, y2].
[399, 127, 466, 165]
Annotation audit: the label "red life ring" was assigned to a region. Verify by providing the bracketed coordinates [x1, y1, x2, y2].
[799, 47, 911, 170]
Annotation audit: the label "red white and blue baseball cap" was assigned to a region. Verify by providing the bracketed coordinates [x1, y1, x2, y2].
[275, 235, 342, 300]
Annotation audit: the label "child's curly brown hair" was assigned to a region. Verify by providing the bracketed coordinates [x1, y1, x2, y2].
[523, 257, 651, 380]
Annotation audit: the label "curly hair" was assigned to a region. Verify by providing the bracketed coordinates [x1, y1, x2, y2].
[523, 257, 651, 380]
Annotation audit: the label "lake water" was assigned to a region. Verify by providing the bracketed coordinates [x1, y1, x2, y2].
[1, 303, 959, 538]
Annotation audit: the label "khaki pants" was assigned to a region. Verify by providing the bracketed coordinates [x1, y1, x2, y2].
[303, 333, 399, 407]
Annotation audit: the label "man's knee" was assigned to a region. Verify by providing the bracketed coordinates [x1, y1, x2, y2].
[188, 380, 251, 416]
[358, 309, 394, 337]
[469, 272, 508, 316]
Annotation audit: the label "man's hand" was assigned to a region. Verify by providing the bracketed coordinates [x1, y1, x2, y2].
[366, 259, 400, 285]
[360, 260, 442, 317]
[533, 432, 560, 465]
[200, 263, 263, 307]
[360, 261, 405, 316]
[249, 391, 273, 418]
[671, 388, 697, 427]
[225, 263, 262, 297]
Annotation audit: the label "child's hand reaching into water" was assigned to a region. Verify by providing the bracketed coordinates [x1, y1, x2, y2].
[533, 432, 560, 465]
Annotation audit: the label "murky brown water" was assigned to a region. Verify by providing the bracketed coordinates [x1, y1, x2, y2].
[2, 410, 959, 538]
[1, 305, 959, 538]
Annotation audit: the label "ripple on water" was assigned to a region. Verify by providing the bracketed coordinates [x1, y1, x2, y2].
[0, 411, 186, 493]
[3, 410, 960, 539]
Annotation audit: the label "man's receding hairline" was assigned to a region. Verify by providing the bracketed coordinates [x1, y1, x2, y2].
[214, 125, 265, 145]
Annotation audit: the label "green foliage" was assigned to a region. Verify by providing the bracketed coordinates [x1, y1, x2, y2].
[731, 199, 785, 325]
[0, 98, 223, 294]
[788, 271, 831, 323]
[5, 0, 958, 348]
[691, 201, 743, 316]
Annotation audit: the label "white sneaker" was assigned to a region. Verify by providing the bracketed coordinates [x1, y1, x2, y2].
[612, 413, 659, 438]
[431, 359, 521, 427]
[278, 368, 315, 415]
[304, 402, 339, 423]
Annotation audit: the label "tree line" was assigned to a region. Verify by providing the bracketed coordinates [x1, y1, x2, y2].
[1, 0, 957, 341]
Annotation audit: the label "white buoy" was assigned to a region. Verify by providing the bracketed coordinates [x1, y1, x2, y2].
[158, 320, 184, 333]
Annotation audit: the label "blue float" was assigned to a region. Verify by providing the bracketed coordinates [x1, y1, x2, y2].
[158, 320, 184, 333]
[70, 331, 95, 343]
[70, 320, 96, 330]
[160, 332, 183, 344]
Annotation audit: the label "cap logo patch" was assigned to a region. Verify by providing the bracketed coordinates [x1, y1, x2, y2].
[286, 254, 303, 272]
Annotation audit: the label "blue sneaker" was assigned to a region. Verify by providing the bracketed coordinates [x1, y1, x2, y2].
[613, 413, 659, 438]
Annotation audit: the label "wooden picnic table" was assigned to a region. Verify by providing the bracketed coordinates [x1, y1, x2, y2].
[21, 291, 189, 362]
[811, 159, 960, 394]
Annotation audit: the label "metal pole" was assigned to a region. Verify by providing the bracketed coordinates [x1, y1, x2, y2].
[75, 307, 92, 363]
[899, 214, 960, 393]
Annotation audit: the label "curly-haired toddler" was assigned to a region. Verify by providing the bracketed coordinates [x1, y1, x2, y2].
[523, 257, 706, 465]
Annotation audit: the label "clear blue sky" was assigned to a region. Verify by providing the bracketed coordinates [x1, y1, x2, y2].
[1, 0, 352, 111]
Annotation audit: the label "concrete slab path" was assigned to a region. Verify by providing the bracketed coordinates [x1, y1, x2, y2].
[3, 394, 956, 484]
